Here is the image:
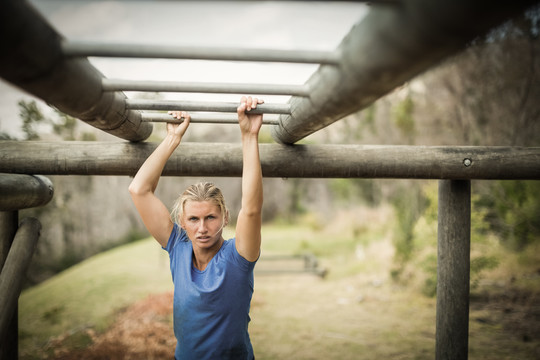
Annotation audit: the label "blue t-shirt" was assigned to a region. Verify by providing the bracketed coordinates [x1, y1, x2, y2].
[164, 224, 256, 360]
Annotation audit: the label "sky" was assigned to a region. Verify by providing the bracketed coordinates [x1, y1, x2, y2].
[0, 0, 368, 138]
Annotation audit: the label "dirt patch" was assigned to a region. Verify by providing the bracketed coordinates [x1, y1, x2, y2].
[470, 286, 540, 343]
[49, 292, 176, 359]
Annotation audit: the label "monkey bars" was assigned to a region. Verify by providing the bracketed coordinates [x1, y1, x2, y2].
[1, 1, 539, 359]
[102, 79, 310, 96]
[0, 174, 52, 358]
[1, 141, 539, 180]
[437, 180, 471, 359]
[62, 41, 341, 65]
[271, 0, 537, 144]
[141, 113, 280, 125]
[0, 218, 42, 342]
[0, 0, 152, 142]
[0, 174, 54, 211]
[125, 99, 291, 114]
[2, 0, 535, 143]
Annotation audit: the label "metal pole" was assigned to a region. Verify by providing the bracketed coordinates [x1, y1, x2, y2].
[1, 142, 539, 179]
[62, 41, 341, 65]
[102, 79, 310, 96]
[0, 217, 41, 343]
[125, 99, 291, 114]
[141, 113, 280, 125]
[271, 0, 536, 144]
[437, 180, 471, 360]
[0, 211, 18, 360]
[0, 0, 152, 142]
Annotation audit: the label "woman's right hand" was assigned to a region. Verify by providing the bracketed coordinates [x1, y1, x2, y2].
[237, 96, 264, 137]
[167, 111, 191, 138]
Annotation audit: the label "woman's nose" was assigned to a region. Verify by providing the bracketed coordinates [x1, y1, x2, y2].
[198, 220, 207, 232]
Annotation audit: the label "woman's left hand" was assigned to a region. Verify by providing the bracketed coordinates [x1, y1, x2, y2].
[166, 111, 191, 138]
[237, 96, 264, 136]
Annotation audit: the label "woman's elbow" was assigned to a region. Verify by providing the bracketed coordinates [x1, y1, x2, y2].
[128, 181, 147, 196]
[128, 182, 137, 195]
[240, 207, 263, 219]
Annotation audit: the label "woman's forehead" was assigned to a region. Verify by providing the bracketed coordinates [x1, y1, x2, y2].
[183, 200, 220, 214]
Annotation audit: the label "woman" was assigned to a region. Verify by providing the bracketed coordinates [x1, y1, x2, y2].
[129, 96, 264, 359]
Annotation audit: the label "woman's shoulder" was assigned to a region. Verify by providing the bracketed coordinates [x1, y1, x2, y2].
[221, 238, 257, 270]
[164, 223, 190, 252]
[221, 237, 236, 250]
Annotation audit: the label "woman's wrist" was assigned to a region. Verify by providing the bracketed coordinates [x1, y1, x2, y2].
[241, 132, 259, 143]
[164, 133, 182, 148]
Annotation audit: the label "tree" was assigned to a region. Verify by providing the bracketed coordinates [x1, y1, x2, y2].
[18, 100, 45, 140]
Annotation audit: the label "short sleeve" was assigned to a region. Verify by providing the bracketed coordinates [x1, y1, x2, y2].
[226, 238, 258, 272]
[163, 223, 188, 254]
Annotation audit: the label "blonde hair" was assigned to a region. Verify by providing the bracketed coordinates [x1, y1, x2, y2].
[170, 182, 229, 226]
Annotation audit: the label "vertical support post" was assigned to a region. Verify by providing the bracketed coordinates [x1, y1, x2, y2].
[0, 211, 18, 360]
[436, 180, 471, 360]
[0, 218, 41, 345]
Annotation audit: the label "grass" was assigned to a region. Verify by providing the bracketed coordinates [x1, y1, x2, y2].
[18, 217, 540, 359]
[250, 274, 437, 360]
[19, 238, 172, 356]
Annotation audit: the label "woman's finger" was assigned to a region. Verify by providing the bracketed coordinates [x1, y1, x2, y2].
[169, 111, 181, 119]
[237, 100, 247, 114]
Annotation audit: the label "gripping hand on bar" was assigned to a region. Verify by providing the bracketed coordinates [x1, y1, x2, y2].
[166, 96, 264, 135]
[237, 96, 264, 137]
[165, 97, 269, 127]
[166, 110, 191, 139]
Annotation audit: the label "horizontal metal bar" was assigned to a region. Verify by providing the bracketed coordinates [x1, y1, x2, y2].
[61, 41, 341, 65]
[141, 113, 280, 125]
[103, 79, 310, 96]
[1, 141, 539, 179]
[126, 99, 291, 114]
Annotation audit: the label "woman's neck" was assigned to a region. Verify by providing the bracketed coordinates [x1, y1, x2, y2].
[192, 238, 224, 271]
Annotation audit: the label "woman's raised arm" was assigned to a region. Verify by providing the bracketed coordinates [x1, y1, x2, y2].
[235, 96, 264, 262]
[128, 112, 190, 247]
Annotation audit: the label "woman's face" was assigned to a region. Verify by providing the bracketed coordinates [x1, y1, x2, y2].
[181, 200, 225, 250]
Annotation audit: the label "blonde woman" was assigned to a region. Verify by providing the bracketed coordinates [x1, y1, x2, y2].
[129, 96, 263, 359]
